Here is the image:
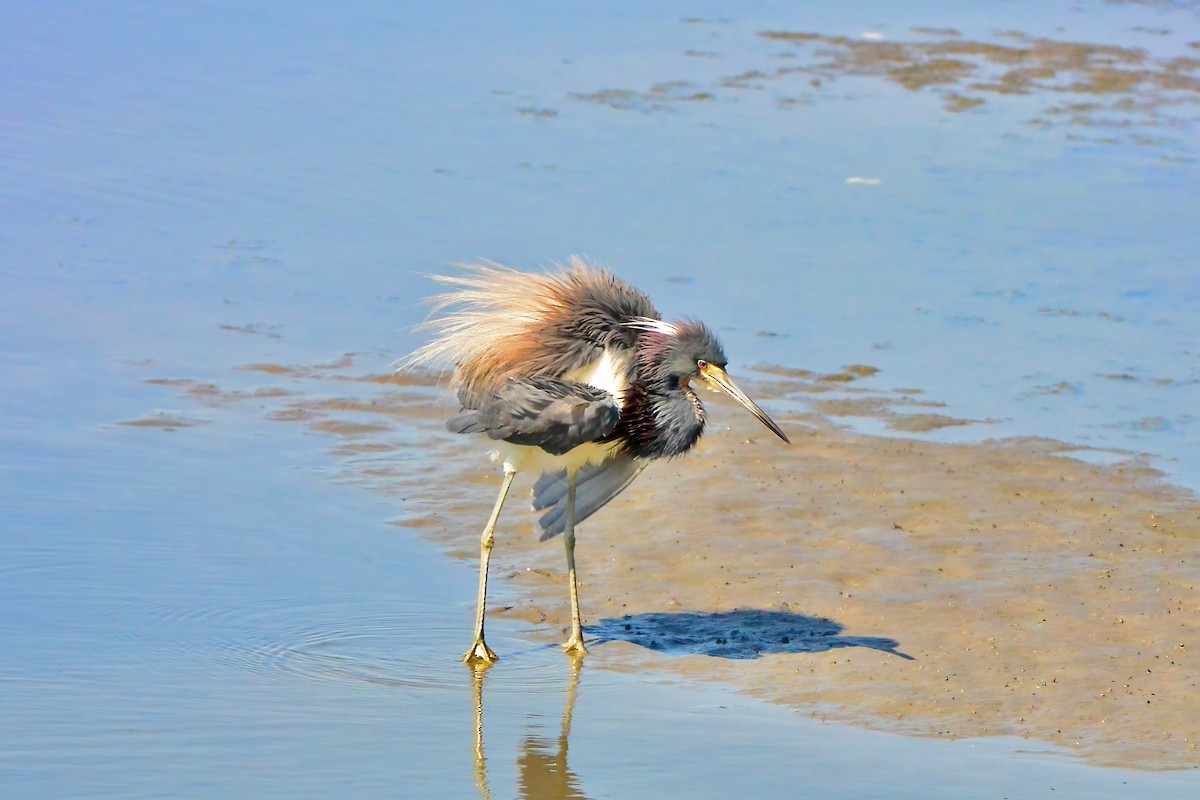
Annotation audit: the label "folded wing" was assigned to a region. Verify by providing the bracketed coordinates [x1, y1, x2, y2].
[446, 376, 620, 457]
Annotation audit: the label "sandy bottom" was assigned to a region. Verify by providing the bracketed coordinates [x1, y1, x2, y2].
[135, 356, 1200, 770]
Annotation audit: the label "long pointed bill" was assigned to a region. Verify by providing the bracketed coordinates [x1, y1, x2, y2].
[699, 364, 791, 444]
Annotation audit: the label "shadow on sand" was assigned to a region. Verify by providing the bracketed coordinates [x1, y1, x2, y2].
[589, 609, 913, 660]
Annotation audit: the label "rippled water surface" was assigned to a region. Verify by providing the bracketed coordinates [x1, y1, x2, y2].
[3, 1, 1199, 797]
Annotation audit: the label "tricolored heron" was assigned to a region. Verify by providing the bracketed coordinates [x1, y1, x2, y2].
[403, 257, 789, 664]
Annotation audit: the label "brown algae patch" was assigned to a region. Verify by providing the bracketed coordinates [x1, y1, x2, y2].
[119, 412, 210, 430]
[144, 378, 294, 408]
[754, 28, 1197, 125]
[884, 412, 980, 432]
[137, 358, 1200, 769]
[238, 363, 305, 377]
[572, 20, 1200, 147]
[571, 82, 716, 112]
[310, 420, 393, 437]
[811, 394, 958, 419]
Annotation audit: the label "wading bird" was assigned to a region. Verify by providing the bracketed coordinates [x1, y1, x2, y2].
[403, 257, 789, 664]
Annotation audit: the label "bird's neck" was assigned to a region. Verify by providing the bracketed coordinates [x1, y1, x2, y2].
[615, 377, 705, 459]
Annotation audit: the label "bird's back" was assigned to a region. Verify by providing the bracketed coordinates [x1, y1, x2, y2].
[404, 257, 658, 408]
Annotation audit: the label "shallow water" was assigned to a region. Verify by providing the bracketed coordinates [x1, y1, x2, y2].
[5, 414, 1198, 799]
[3, 0, 1200, 797]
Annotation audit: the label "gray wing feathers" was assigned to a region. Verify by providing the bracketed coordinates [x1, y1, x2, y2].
[446, 377, 619, 456]
[532, 456, 647, 541]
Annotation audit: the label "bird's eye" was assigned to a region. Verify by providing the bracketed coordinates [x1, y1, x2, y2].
[697, 359, 709, 370]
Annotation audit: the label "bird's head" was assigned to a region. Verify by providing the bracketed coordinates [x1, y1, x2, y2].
[628, 317, 790, 444]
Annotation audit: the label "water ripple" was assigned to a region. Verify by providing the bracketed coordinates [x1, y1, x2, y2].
[140, 598, 567, 695]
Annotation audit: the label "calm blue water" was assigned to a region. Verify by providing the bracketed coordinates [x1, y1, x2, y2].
[2, 1, 1198, 797]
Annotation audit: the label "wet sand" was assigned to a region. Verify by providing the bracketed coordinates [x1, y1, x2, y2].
[137, 358, 1200, 770]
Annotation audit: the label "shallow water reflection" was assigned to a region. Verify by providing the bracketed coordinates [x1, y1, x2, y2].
[474, 660, 587, 800]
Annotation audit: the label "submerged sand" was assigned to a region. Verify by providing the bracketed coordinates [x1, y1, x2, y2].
[135, 357, 1200, 769]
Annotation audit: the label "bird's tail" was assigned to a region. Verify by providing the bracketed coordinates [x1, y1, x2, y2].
[532, 456, 646, 541]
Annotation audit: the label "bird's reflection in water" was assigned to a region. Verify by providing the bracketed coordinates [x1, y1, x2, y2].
[472, 657, 589, 800]
[471, 664, 494, 800]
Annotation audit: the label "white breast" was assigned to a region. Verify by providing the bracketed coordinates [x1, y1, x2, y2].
[565, 347, 631, 398]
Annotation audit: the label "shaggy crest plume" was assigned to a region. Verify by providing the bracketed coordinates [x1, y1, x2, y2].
[398, 256, 652, 402]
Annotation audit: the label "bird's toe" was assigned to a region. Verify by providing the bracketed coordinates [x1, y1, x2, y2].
[463, 639, 499, 665]
[561, 637, 590, 657]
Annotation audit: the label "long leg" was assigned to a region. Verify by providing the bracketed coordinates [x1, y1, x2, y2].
[464, 466, 517, 664]
[562, 468, 588, 656]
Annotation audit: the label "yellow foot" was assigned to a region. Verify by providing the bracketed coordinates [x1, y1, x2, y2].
[562, 636, 589, 657]
[463, 638, 498, 665]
